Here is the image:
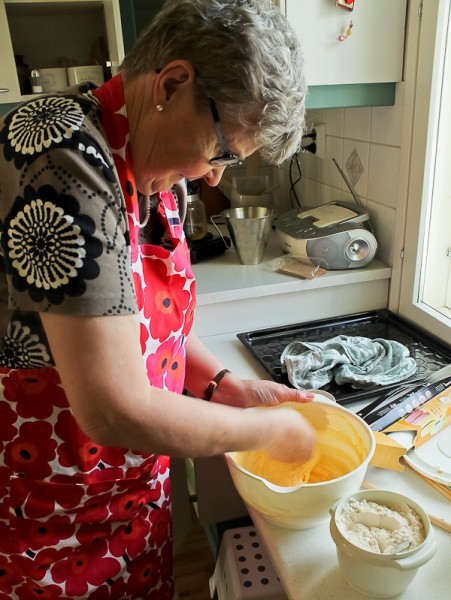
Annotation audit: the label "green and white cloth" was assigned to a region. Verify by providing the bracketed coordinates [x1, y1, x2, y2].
[281, 335, 417, 390]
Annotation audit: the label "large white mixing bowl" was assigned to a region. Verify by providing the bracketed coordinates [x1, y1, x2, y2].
[225, 400, 376, 530]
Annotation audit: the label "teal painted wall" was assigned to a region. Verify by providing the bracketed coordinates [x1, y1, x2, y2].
[0, 103, 17, 117]
[306, 83, 396, 110]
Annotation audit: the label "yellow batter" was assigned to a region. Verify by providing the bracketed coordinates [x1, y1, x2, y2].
[233, 402, 368, 487]
[236, 446, 322, 486]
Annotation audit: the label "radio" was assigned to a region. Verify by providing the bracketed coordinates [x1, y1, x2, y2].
[275, 159, 378, 270]
[275, 202, 378, 269]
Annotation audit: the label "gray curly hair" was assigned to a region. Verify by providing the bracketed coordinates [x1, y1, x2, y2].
[120, 0, 307, 165]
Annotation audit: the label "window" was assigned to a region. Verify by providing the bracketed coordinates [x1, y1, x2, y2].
[398, 0, 451, 345]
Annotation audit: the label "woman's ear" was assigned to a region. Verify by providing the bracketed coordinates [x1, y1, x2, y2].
[155, 60, 196, 104]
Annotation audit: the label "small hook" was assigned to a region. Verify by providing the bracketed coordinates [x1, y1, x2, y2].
[338, 20, 353, 42]
[210, 215, 232, 249]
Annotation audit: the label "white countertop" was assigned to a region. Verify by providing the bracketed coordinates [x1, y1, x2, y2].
[192, 231, 391, 305]
[250, 470, 450, 600]
[200, 331, 451, 600]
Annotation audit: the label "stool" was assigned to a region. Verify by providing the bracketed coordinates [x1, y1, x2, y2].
[209, 525, 287, 600]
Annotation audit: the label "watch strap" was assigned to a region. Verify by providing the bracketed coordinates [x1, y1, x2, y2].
[203, 368, 231, 401]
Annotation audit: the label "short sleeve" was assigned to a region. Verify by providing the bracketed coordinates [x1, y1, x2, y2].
[0, 98, 137, 317]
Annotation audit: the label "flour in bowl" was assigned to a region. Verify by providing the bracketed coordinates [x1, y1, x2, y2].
[336, 497, 425, 554]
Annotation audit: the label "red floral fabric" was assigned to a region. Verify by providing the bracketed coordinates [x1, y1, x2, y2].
[0, 74, 196, 598]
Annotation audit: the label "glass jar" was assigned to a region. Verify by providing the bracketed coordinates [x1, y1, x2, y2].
[185, 187, 208, 241]
[30, 69, 43, 94]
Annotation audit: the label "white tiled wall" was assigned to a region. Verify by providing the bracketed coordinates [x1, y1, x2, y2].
[218, 83, 407, 268]
[274, 84, 407, 267]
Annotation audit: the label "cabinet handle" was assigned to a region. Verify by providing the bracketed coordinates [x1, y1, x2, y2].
[0, 88, 10, 93]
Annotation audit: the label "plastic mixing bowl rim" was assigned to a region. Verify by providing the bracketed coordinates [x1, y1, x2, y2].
[224, 453, 308, 492]
[225, 451, 372, 492]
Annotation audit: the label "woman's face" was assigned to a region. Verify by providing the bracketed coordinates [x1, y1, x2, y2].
[128, 76, 260, 196]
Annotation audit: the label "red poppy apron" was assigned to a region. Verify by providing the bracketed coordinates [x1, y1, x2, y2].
[0, 75, 196, 599]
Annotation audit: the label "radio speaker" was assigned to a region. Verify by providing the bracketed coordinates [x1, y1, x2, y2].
[306, 228, 377, 269]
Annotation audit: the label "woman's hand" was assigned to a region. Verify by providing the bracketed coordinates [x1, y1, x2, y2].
[250, 405, 317, 464]
[212, 375, 317, 463]
[211, 373, 314, 408]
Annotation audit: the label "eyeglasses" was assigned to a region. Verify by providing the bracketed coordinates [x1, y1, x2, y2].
[208, 98, 243, 168]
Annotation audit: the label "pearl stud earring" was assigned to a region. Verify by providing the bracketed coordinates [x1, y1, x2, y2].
[156, 104, 164, 112]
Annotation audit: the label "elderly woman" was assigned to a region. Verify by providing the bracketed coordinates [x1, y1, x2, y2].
[0, 0, 313, 598]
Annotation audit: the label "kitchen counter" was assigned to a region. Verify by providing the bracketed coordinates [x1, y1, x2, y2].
[192, 232, 392, 337]
[249, 478, 450, 600]
[199, 331, 451, 600]
[193, 231, 391, 303]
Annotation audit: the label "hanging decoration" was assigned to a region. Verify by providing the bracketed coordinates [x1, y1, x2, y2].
[337, 20, 353, 42]
[336, 0, 355, 11]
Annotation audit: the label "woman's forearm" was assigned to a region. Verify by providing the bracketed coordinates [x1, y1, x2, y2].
[184, 332, 234, 399]
[41, 313, 315, 462]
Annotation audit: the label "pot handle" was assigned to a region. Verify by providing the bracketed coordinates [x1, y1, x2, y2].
[210, 214, 232, 249]
[393, 537, 437, 571]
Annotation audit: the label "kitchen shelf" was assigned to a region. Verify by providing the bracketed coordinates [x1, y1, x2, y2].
[306, 83, 397, 109]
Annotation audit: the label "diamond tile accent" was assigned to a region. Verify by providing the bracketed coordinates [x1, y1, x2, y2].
[346, 147, 364, 186]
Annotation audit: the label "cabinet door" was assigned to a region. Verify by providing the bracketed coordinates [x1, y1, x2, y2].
[0, 0, 21, 103]
[0, 0, 125, 105]
[284, 0, 407, 86]
[103, 0, 125, 75]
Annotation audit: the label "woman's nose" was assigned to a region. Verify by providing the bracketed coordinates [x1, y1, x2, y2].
[203, 167, 226, 187]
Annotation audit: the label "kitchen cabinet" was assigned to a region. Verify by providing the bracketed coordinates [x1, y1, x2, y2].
[0, 0, 124, 105]
[282, 0, 408, 108]
[120, 0, 283, 54]
[0, 1, 20, 102]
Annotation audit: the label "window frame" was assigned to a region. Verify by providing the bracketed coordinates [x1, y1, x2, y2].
[397, 0, 451, 345]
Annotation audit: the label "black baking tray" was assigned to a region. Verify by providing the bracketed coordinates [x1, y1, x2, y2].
[237, 309, 451, 404]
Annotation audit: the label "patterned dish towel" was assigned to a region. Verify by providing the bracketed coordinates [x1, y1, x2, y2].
[280, 335, 417, 390]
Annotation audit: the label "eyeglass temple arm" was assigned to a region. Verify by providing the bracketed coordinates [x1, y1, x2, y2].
[209, 98, 229, 156]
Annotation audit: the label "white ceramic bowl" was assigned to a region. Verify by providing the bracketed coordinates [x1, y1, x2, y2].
[329, 489, 437, 598]
[232, 175, 269, 195]
[40, 68, 68, 92]
[67, 65, 104, 87]
[229, 190, 273, 209]
[225, 399, 375, 529]
[229, 175, 273, 209]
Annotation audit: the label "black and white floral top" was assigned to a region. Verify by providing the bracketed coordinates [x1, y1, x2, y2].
[0, 75, 193, 598]
[0, 84, 138, 369]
